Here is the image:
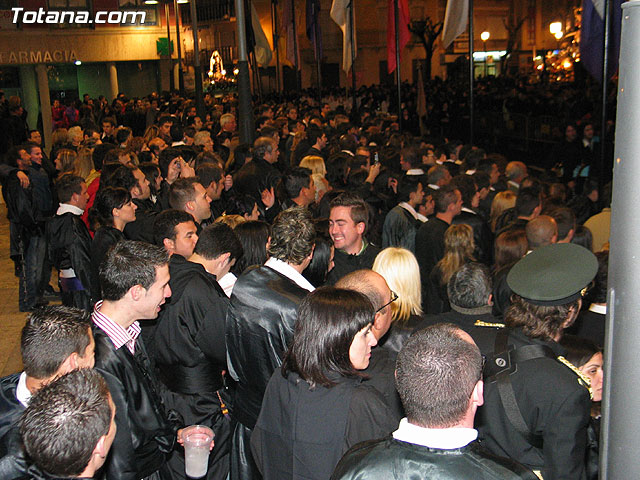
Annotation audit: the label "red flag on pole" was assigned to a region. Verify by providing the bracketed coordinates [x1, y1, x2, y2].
[387, 0, 410, 74]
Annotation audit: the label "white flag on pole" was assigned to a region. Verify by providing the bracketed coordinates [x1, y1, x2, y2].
[330, 0, 357, 72]
[441, 0, 469, 49]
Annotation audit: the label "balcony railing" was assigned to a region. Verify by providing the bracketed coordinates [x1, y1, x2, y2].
[180, 0, 233, 24]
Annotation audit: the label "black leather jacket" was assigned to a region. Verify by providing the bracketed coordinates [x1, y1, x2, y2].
[93, 325, 180, 480]
[225, 265, 309, 429]
[332, 437, 538, 480]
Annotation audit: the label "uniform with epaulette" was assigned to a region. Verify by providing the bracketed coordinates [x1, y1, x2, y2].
[475, 244, 598, 480]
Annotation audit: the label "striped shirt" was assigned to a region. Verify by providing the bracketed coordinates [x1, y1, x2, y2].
[92, 300, 141, 355]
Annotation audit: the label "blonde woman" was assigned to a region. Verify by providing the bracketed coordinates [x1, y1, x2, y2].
[372, 247, 424, 354]
[73, 147, 99, 185]
[489, 190, 517, 232]
[427, 224, 475, 314]
[54, 149, 78, 177]
[299, 155, 327, 176]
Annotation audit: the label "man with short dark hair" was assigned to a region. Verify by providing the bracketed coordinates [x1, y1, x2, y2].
[333, 323, 537, 480]
[0, 306, 95, 479]
[153, 222, 242, 480]
[283, 166, 316, 209]
[415, 184, 463, 302]
[46, 174, 92, 310]
[327, 192, 381, 284]
[382, 176, 425, 252]
[19, 369, 116, 480]
[154, 209, 199, 259]
[101, 117, 117, 144]
[226, 207, 315, 480]
[169, 177, 212, 229]
[3, 145, 53, 311]
[92, 240, 181, 480]
[197, 163, 227, 219]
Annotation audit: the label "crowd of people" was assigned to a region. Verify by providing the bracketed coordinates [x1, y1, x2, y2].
[0, 82, 610, 480]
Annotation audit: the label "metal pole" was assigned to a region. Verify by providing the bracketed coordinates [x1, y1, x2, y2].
[602, 3, 640, 479]
[272, 0, 281, 93]
[165, 2, 174, 91]
[349, 0, 357, 117]
[189, 0, 205, 118]
[174, 0, 184, 95]
[468, 0, 474, 144]
[291, 0, 301, 91]
[393, 0, 402, 131]
[599, 0, 611, 195]
[235, 0, 255, 144]
[315, 24, 322, 102]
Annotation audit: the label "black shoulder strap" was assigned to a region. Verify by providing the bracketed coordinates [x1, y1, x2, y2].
[490, 329, 555, 449]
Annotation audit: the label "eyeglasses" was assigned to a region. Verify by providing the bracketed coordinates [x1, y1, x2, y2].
[375, 291, 398, 314]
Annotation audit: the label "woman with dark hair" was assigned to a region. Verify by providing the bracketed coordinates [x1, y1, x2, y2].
[219, 220, 270, 297]
[225, 194, 259, 221]
[302, 219, 334, 287]
[232, 220, 271, 276]
[88, 186, 137, 301]
[139, 162, 162, 205]
[491, 229, 528, 317]
[560, 335, 603, 480]
[251, 287, 398, 479]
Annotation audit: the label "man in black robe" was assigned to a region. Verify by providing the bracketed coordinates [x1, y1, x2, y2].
[153, 223, 243, 480]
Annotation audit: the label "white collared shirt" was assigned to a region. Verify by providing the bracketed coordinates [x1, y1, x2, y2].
[398, 202, 427, 223]
[56, 203, 84, 216]
[218, 272, 237, 298]
[589, 303, 607, 315]
[428, 184, 440, 190]
[264, 257, 315, 292]
[392, 418, 478, 449]
[16, 371, 31, 408]
[406, 168, 425, 176]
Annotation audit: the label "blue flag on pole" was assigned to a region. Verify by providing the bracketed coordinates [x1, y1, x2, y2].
[306, 0, 323, 61]
[580, 0, 623, 82]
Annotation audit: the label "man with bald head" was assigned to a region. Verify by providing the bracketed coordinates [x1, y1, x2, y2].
[336, 269, 403, 419]
[525, 215, 558, 251]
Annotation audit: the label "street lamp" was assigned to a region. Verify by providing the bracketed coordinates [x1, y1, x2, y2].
[481, 31, 490, 76]
[549, 22, 562, 35]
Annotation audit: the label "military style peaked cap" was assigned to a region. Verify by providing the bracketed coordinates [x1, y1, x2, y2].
[507, 243, 598, 306]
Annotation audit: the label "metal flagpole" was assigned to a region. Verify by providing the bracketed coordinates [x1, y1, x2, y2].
[189, 0, 205, 118]
[394, 0, 402, 131]
[349, 0, 357, 117]
[599, 0, 611, 194]
[272, 0, 281, 93]
[174, 0, 184, 95]
[468, 0, 474, 144]
[235, 0, 255, 144]
[315, 21, 322, 102]
[291, 0, 301, 91]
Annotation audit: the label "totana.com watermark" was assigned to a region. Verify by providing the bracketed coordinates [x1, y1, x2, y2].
[11, 7, 146, 24]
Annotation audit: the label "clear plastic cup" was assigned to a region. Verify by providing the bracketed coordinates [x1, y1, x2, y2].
[183, 425, 214, 479]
